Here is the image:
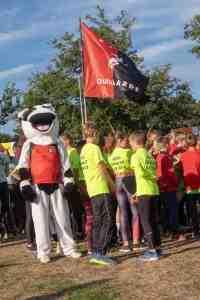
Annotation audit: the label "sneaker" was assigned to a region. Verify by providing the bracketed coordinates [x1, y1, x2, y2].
[119, 245, 132, 253]
[64, 251, 82, 259]
[26, 243, 36, 251]
[87, 250, 93, 256]
[39, 255, 51, 264]
[89, 255, 116, 266]
[192, 233, 200, 239]
[2, 232, 8, 241]
[138, 250, 159, 262]
[133, 243, 147, 251]
[156, 248, 165, 257]
[56, 242, 63, 255]
[177, 234, 187, 241]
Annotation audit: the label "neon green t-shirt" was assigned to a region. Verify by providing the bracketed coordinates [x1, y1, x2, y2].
[130, 148, 159, 196]
[80, 143, 110, 198]
[108, 147, 133, 175]
[67, 147, 80, 170]
[102, 151, 113, 165]
[67, 147, 84, 182]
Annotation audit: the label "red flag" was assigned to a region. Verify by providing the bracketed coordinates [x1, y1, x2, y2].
[81, 22, 148, 101]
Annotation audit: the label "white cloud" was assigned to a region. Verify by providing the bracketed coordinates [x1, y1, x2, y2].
[0, 30, 31, 42]
[0, 64, 34, 80]
[140, 39, 191, 60]
[0, 17, 73, 45]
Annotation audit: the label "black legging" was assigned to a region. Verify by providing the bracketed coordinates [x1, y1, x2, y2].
[137, 196, 161, 249]
[25, 201, 35, 244]
[0, 182, 14, 233]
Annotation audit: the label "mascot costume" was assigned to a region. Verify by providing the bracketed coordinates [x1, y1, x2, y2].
[17, 104, 81, 263]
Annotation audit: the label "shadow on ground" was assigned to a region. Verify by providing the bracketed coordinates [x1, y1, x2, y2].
[24, 278, 113, 300]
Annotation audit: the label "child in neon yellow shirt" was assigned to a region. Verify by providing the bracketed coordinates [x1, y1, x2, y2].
[61, 133, 84, 240]
[108, 131, 140, 252]
[80, 122, 116, 266]
[129, 131, 161, 262]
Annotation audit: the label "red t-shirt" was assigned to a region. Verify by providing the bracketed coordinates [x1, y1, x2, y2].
[156, 152, 178, 192]
[168, 143, 184, 156]
[180, 149, 200, 190]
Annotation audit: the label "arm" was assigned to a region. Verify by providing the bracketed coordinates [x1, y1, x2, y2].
[70, 149, 81, 184]
[57, 140, 75, 196]
[98, 161, 115, 193]
[17, 140, 36, 202]
[57, 140, 74, 185]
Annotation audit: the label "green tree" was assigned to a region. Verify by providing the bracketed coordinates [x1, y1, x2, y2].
[22, 6, 200, 139]
[23, 6, 143, 137]
[185, 14, 200, 58]
[0, 82, 21, 125]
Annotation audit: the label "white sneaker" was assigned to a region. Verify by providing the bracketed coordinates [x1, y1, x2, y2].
[56, 242, 63, 255]
[39, 255, 51, 264]
[64, 251, 82, 259]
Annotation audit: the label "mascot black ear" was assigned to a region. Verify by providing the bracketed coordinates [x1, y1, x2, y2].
[18, 109, 31, 121]
[19, 168, 31, 180]
[64, 169, 73, 178]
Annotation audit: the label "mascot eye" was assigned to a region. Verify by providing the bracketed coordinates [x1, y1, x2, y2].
[43, 104, 52, 108]
[21, 109, 31, 121]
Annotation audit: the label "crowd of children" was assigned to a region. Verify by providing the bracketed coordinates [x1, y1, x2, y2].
[0, 125, 200, 265]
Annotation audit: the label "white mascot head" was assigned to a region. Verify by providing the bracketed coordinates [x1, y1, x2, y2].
[18, 104, 59, 144]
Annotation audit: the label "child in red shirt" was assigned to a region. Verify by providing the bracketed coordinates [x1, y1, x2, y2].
[168, 132, 187, 156]
[154, 137, 179, 236]
[180, 134, 200, 237]
[196, 136, 200, 152]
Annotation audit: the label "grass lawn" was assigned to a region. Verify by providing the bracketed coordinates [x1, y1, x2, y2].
[1, 237, 200, 299]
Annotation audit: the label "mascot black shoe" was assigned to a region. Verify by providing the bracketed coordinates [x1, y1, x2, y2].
[17, 104, 81, 263]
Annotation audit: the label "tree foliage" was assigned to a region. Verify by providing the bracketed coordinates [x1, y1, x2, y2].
[19, 6, 200, 138]
[185, 14, 200, 58]
[0, 82, 21, 126]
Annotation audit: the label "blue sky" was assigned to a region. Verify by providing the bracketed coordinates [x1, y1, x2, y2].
[0, 0, 199, 134]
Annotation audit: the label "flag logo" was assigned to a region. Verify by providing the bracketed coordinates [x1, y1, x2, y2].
[108, 56, 120, 70]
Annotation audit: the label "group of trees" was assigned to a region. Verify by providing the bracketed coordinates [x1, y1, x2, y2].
[0, 83, 21, 140]
[1, 6, 200, 139]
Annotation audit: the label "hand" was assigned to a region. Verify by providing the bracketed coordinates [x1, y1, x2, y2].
[21, 185, 37, 202]
[109, 182, 116, 194]
[130, 194, 139, 204]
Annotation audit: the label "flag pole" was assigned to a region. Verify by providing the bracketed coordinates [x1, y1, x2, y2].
[78, 18, 85, 131]
[83, 96, 87, 123]
[78, 75, 85, 128]
[79, 18, 88, 125]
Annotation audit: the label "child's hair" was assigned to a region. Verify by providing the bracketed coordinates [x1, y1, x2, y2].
[129, 130, 146, 146]
[61, 132, 73, 144]
[153, 136, 168, 153]
[99, 129, 115, 148]
[147, 129, 161, 141]
[76, 139, 86, 151]
[168, 129, 177, 140]
[0, 144, 5, 153]
[115, 130, 128, 141]
[176, 133, 186, 144]
[186, 134, 197, 147]
[83, 122, 98, 139]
